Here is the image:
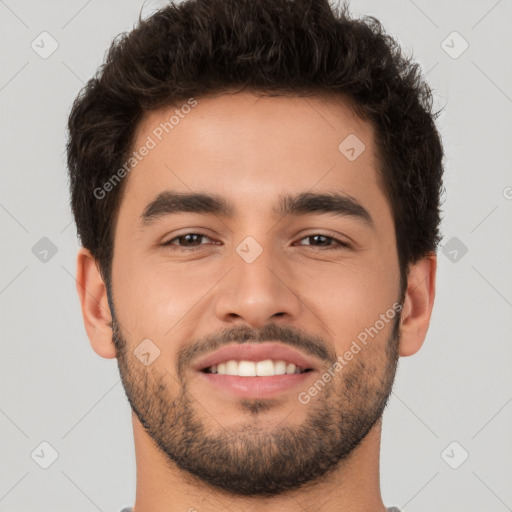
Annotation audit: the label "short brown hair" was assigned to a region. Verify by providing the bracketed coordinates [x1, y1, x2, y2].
[66, 0, 444, 290]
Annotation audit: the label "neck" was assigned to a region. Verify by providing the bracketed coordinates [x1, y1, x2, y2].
[131, 413, 387, 512]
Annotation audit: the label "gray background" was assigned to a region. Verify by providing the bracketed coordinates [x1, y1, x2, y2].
[1, 0, 511, 511]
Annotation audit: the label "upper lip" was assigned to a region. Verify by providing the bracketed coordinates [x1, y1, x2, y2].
[193, 342, 321, 372]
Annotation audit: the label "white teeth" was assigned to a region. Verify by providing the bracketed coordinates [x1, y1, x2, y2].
[238, 361, 257, 376]
[226, 360, 238, 376]
[273, 360, 287, 375]
[256, 359, 274, 376]
[209, 359, 308, 376]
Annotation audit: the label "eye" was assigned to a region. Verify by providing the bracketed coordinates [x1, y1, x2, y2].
[295, 234, 349, 250]
[161, 232, 350, 252]
[162, 232, 216, 251]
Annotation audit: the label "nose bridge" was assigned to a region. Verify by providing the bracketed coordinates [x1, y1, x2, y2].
[214, 234, 301, 326]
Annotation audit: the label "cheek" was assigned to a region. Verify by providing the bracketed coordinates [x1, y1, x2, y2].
[113, 251, 220, 337]
[294, 255, 399, 345]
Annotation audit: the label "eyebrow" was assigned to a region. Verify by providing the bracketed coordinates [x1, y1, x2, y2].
[140, 190, 374, 229]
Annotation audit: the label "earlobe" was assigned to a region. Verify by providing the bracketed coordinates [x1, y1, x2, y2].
[76, 248, 116, 359]
[398, 253, 437, 357]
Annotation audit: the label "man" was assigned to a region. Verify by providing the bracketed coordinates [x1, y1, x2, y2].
[66, 0, 443, 510]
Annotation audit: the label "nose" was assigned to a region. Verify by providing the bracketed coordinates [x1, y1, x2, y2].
[213, 242, 303, 328]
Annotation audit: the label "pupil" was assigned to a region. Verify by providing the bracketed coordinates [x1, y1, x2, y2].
[183, 234, 200, 246]
[313, 235, 327, 245]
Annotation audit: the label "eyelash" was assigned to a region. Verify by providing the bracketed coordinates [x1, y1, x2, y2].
[162, 232, 350, 252]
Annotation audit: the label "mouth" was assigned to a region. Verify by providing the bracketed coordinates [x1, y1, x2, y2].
[201, 359, 313, 376]
[193, 343, 319, 399]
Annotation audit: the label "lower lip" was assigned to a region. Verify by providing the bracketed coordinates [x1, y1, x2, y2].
[197, 371, 316, 399]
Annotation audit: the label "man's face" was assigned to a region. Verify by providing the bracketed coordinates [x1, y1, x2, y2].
[110, 92, 402, 495]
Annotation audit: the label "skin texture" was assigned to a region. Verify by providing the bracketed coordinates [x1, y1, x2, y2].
[76, 92, 436, 512]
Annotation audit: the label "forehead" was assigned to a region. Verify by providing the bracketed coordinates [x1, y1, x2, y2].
[119, 92, 388, 224]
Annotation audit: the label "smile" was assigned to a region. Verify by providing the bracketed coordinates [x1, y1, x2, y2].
[203, 358, 312, 376]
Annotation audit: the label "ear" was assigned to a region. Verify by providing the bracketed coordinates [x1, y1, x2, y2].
[398, 253, 437, 357]
[75, 248, 116, 359]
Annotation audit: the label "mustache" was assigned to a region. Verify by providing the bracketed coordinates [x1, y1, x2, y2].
[176, 323, 337, 380]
